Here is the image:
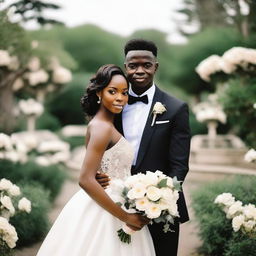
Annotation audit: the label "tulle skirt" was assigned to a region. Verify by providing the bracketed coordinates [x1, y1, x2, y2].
[36, 189, 155, 256]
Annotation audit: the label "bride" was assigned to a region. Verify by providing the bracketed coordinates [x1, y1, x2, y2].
[36, 64, 155, 256]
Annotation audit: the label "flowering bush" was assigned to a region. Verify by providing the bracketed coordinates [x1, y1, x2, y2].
[244, 149, 256, 163]
[113, 171, 181, 243]
[0, 178, 31, 254]
[215, 193, 256, 234]
[192, 175, 256, 256]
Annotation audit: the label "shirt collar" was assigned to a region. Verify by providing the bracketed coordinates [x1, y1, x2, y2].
[129, 83, 155, 102]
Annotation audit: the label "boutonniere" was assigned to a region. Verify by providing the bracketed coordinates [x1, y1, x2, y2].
[151, 102, 167, 126]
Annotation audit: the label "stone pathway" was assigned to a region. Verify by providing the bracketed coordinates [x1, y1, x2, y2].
[14, 165, 255, 256]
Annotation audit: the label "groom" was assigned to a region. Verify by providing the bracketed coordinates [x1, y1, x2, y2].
[98, 39, 191, 256]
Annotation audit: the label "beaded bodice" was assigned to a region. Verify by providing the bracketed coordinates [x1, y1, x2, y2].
[100, 137, 134, 180]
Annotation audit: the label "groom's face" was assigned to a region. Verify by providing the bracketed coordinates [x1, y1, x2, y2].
[124, 50, 158, 93]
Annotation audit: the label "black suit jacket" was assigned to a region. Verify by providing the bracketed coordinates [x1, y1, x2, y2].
[115, 86, 191, 223]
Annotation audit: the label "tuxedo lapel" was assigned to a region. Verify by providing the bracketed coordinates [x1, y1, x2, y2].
[135, 86, 164, 170]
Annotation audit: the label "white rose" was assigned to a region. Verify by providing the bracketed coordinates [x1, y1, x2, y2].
[152, 102, 166, 114]
[0, 178, 13, 191]
[124, 175, 142, 188]
[226, 201, 243, 219]
[0, 217, 18, 248]
[243, 220, 255, 232]
[146, 186, 162, 201]
[135, 197, 150, 211]
[8, 184, 21, 196]
[18, 197, 32, 213]
[145, 203, 162, 219]
[0, 196, 15, 216]
[232, 215, 245, 232]
[52, 66, 72, 84]
[127, 183, 146, 200]
[141, 171, 158, 186]
[214, 193, 235, 207]
[243, 204, 256, 219]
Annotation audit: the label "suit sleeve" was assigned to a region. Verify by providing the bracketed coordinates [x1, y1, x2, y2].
[168, 103, 191, 182]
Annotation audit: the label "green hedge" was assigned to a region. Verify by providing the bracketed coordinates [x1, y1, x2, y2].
[0, 160, 67, 201]
[11, 182, 50, 248]
[191, 175, 256, 256]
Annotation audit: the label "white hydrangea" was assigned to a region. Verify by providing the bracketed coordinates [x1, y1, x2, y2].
[52, 66, 72, 84]
[226, 201, 243, 219]
[37, 140, 70, 153]
[243, 204, 256, 219]
[8, 184, 21, 197]
[25, 69, 49, 86]
[19, 98, 44, 116]
[18, 197, 32, 213]
[243, 220, 256, 232]
[195, 55, 224, 82]
[0, 217, 18, 248]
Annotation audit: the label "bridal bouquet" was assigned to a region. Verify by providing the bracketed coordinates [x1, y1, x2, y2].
[116, 170, 181, 243]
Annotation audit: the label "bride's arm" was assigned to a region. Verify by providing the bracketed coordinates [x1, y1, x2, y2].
[79, 122, 148, 230]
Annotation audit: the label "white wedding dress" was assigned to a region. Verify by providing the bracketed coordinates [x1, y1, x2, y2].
[36, 137, 155, 256]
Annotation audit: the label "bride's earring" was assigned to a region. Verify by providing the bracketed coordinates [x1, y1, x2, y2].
[97, 96, 101, 104]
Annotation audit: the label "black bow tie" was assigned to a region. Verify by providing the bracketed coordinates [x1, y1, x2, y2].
[128, 94, 148, 105]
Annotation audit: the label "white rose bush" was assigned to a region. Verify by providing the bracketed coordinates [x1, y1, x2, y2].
[115, 171, 181, 243]
[0, 178, 32, 255]
[215, 193, 256, 236]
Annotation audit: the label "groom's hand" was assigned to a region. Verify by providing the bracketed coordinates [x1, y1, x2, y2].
[95, 171, 110, 189]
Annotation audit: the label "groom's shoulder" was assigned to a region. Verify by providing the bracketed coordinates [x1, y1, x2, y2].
[157, 87, 187, 110]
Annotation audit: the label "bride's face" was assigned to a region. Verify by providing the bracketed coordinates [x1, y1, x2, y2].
[98, 75, 128, 114]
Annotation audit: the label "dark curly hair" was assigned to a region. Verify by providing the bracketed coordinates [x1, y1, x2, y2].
[124, 39, 158, 57]
[80, 64, 128, 117]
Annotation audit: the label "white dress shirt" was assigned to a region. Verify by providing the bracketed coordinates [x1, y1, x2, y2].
[122, 84, 155, 165]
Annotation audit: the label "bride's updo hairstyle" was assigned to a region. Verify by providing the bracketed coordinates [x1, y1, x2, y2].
[80, 64, 128, 117]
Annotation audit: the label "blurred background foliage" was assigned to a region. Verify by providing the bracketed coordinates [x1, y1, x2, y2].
[1, 0, 256, 138]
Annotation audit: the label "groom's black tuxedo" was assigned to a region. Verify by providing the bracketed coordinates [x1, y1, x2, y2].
[115, 86, 191, 256]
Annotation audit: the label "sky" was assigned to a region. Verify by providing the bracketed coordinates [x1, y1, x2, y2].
[3, 0, 187, 43]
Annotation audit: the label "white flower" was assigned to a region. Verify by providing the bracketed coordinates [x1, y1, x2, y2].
[127, 183, 147, 199]
[253, 103, 256, 110]
[51, 151, 70, 164]
[37, 140, 70, 153]
[166, 177, 174, 188]
[19, 98, 44, 116]
[8, 56, 20, 70]
[27, 57, 40, 71]
[18, 197, 32, 213]
[109, 179, 124, 195]
[232, 214, 245, 232]
[35, 156, 52, 166]
[151, 102, 167, 126]
[195, 55, 224, 81]
[31, 40, 39, 49]
[8, 184, 21, 197]
[0, 217, 18, 248]
[167, 201, 179, 217]
[0, 50, 11, 66]
[244, 149, 256, 163]
[25, 69, 49, 86]
[4, 151, 20, 163]
[243, 220, 255, 232]
[0, 133, 13, 151]
[141, 171, 158, 186]
[0, 179, 13, 191]
[145, 203, 162, 219]
[0, 196, 15, 216]
[135, 197, 150, 211]
[146, 186, 162, 201]
[52, 66, 72, 84]
[214, 193, 235, 207]
[226, 201, 243, 219]
[124, 174, 142, 188]
[243, 204, 256, 219]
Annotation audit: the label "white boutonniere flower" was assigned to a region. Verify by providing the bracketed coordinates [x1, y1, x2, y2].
[151, 102, 167, 126]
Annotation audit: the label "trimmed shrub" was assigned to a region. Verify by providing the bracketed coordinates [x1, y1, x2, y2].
[0, 160, 67, 201]
[36, 111, 61, 131]
[11, 182, 50, 247]
[61, 136, 84, 150]
[191, 175, 256, 256]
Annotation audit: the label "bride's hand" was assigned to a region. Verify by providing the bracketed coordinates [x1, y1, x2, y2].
[95, 171, 110, 189]
[125, 213, 150, 231]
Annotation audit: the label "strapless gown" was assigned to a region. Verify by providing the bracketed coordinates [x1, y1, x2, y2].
[36, 137, 155, 256]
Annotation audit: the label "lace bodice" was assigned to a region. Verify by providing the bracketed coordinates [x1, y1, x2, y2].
[100, 137, 134, 180]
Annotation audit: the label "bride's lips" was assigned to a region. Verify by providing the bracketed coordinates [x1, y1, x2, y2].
[113, 104, 124, 110]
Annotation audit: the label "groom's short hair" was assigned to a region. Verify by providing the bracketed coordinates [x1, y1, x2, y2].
[124, 39, 158, 57]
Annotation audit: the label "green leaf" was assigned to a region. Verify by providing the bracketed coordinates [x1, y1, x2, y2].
[157, 178, 168, 188]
